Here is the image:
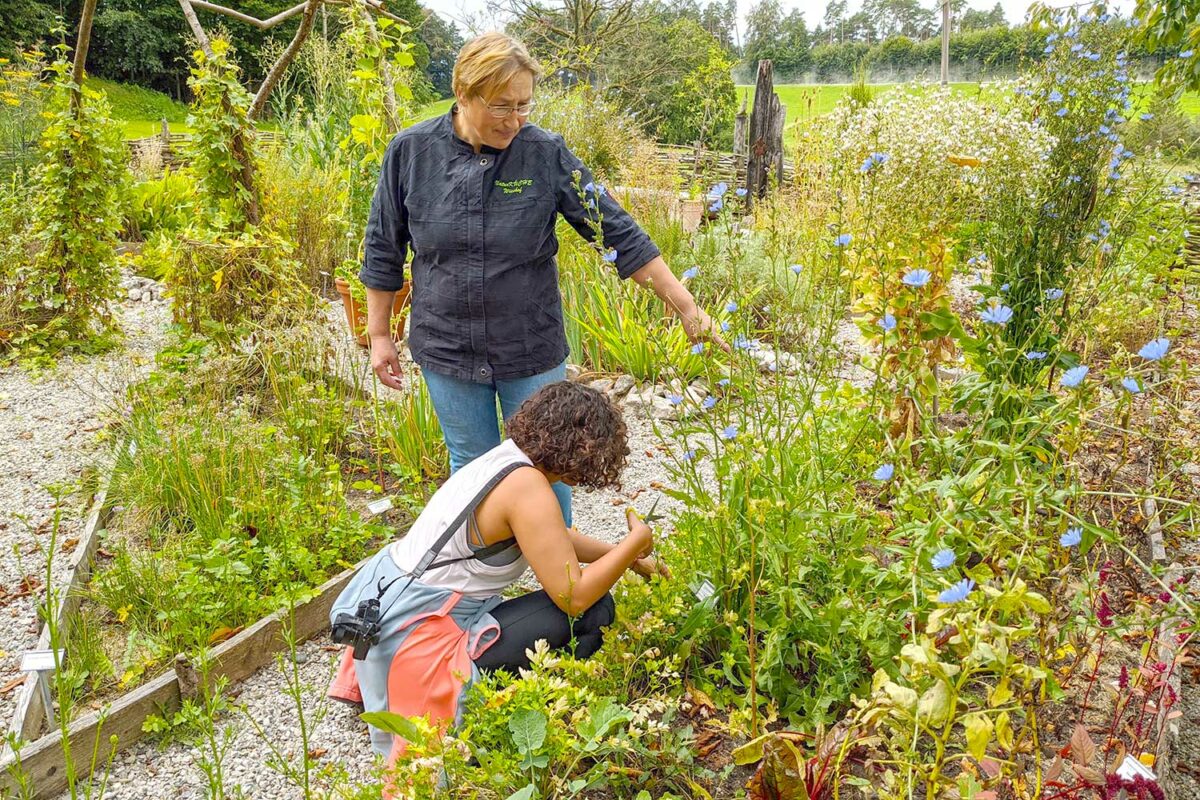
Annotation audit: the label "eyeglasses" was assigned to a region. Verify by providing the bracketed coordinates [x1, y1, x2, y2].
[484, 100, 536, 119]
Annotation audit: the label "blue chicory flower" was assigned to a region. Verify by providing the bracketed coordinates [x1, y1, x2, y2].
[735, 187, 748, 197]
[718, 378, 730, 387]
[1138, 337, 1170, 361]
[691, 342, 706, 355]
[1059, 526, 1082, 547]
[834, 233, 853, 247]
[879, 313, 897, 332]
[901, 269, 931, 288]
[1060, 365, 1089, 388]
[602, 249, 618, 263]
[709, 198, 724, 213]
[702, 396, 717, 410]
[683, 449, 696, 461]
[710, 181, 729, 198]
[1180, 50, 1195, 59]
[981, 304, 1013, 325]
[938, 578, 976, 604]
[1000, 283, 1010, 292]
[1048, 89, 1063, 102]
[720, 424, 738, 440]
[682, 266, 699, 280]
[1140, 112, 1154, 121]
[667, 394, 683, 406]
[790, 264, 803, 275]
[1045, 288, 1064, 301]
[725, 301, 738, 313]
[931, 549, 956, 570]
[1025, 351, 1048, 361]
[720, 321, 730, 333]
[1056, 107, 1069, 117]
[873, 463, 895, 481]
[1121, 377, 1141, 394]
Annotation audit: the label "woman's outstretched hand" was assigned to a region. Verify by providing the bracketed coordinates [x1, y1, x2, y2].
[369, 334, 405, 390]
[680, 304, 729, 353]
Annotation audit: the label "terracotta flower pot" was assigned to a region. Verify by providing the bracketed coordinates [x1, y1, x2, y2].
[334, 277, 411, 348]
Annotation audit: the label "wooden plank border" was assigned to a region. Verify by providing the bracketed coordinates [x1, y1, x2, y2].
[0, 558, 369, 799]
[6, 440, 128, 746]
[1143, 497, 1185, 795]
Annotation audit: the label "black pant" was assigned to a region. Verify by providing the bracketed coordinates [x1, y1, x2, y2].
[473, 590, 615, 673]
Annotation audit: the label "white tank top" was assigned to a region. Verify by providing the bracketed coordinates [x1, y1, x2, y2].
[389, 439, 533, 598]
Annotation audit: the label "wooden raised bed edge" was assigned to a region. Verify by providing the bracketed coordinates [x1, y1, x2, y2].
[0, 435, 385, 799]
[6, 439, 130, 747]
[0, 559, 367, 800]
[1143, 498, 1185, 798]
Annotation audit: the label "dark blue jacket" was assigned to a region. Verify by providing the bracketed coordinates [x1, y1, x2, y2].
[360, 107, 661, 383]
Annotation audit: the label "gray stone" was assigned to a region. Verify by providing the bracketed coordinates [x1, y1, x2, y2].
[588, 378, 614, 393]
[128, 288, 143, 302]
[565, 363, 584, 382]
[610, 374, 636, 397]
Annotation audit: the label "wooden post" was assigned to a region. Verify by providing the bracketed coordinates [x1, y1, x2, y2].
[777, 100, 787, 185]
[69, 0, 99, 116]
[940, 0, 950, 86]
[744, 60, 782, 209]
[733, 93, 748, 158]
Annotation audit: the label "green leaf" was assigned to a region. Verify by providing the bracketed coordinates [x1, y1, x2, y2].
[917, 680, 952, 725]
[578, 698, 631, 751]
[361, 711, 422, 742]
[732, 732, 773, 765]
[509, 708, 547, 755]
[505, 786, 537, 800]
[961, 712, 994, 761]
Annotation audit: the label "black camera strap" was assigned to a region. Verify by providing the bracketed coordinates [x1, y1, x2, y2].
[375, 460, 532, 613]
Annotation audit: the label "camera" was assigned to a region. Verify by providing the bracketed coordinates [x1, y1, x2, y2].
[331, 597, 382, 660]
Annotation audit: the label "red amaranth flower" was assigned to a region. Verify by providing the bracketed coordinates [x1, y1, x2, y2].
[1119, 664, 1129, 689]
[1096, 591, 1115, 627]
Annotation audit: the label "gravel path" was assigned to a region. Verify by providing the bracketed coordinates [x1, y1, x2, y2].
[0, 275, 170, 730]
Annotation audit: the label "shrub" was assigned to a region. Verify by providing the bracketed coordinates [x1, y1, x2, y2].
[532, 84, 644, 183]
[0, 47, 50, 184]
[123, 168, 197, 242]
[148, 225, 311, 338]
[259, 154, 354, 290]
[1, 43, 128, 361]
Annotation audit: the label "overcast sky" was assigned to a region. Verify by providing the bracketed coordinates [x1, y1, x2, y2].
[421, 0, 1137, 39]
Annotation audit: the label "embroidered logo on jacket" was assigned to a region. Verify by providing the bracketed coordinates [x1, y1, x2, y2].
[494, 179, 534, 195]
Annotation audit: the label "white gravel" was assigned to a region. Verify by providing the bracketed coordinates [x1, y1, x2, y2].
[0, 273, 171, 732]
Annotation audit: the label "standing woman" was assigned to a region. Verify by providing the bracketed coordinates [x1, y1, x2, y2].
[360, 32, 720, 525]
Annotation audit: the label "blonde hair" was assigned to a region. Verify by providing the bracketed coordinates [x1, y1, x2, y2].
[452, 32, 542, 102]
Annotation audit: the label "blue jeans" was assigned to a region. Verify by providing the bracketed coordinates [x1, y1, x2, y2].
[422, 362, 572, 526]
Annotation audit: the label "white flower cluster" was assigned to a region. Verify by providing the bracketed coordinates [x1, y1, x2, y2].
[826, 84, 1056, 238]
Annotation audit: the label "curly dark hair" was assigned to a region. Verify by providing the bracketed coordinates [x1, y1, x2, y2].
[506, 381, 629, 489]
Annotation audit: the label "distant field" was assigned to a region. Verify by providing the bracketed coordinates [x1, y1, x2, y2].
[103, 76, 1198, 143]
[738, 82, 1200, 138]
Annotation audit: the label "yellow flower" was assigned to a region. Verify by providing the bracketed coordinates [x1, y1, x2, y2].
[3, 97, 19, 107]
[947, 154, 982, 168]
[0, 58, 9, 64]
[117, 605, 131, 623]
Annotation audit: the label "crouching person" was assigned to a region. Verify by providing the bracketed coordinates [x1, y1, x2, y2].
[327, 381, 669, 774]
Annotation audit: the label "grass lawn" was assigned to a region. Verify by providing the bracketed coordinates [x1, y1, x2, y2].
[738, 82, 1200, 140]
